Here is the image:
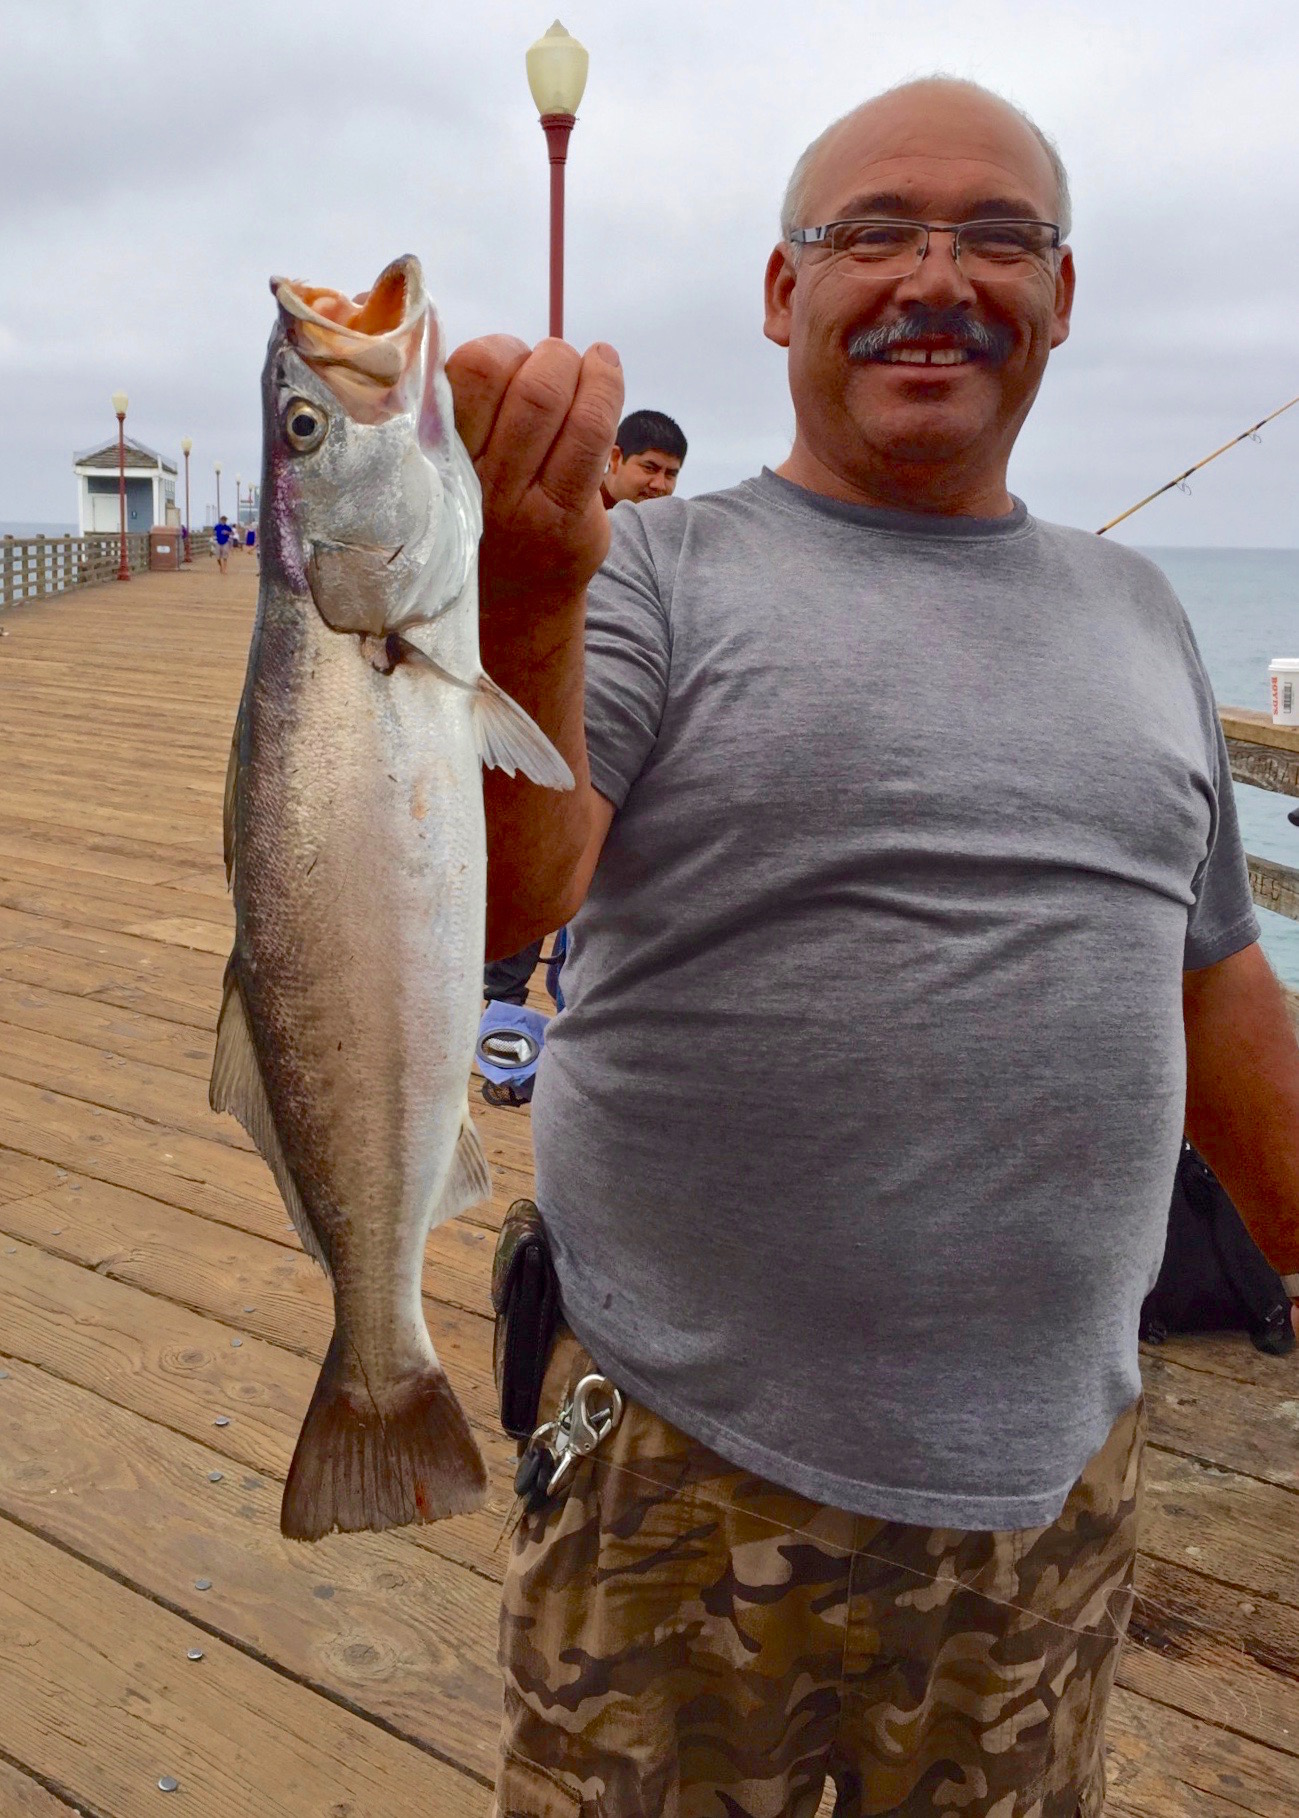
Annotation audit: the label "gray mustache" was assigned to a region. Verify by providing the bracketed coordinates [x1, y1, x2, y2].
[848, 311, 1013, 363]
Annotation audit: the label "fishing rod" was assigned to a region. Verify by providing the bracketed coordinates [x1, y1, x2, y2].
[1096, 392, 1299, 535]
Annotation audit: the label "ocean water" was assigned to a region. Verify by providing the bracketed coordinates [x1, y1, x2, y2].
[1141, 547, 1299, 985]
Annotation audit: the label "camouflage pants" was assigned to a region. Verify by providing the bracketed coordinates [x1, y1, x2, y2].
[496, 1329, 1143, 1818]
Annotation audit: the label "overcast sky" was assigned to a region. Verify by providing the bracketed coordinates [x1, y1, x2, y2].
[4, 0, 1297, 544]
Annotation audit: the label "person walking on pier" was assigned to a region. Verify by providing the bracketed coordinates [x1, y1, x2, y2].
[212, 515, 233, 575]
[453, 76, 1299, 1818]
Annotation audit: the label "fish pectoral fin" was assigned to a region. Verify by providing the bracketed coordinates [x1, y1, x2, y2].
[281, 1333, 488, 1540]
[471, 671, 574, 790]
[209, 967, 331, 1277]
[433, 1107, 492, 1224]
[384, 642, 573, 791]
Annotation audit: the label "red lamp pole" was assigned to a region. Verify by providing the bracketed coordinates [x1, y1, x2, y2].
[527, 23, 588, 340]
[181, 438, 193, 563]
[540, 112, 575, 338]
[112, 392, 130, 582]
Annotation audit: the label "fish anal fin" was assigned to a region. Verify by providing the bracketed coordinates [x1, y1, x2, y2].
[209, 966, 330, 1276]
[280, 1332, 488, 1540]
[432, 1107, 492, 1226]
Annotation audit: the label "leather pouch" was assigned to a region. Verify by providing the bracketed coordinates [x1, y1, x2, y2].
[492, 1199, 561, 1440]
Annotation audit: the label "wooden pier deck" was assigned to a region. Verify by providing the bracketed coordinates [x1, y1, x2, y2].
[0, 559, 1295, 1817]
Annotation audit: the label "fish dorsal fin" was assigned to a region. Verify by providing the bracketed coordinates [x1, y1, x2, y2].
[210, 967, 331, 1277]
[432, 1107, 492, 1225]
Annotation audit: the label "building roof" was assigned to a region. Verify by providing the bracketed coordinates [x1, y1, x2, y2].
[74, 436, 177, 474]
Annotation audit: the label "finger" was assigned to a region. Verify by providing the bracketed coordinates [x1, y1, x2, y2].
[445, 334, 531, 460]
[475, 339, 586, 516]
[535, 342, 624, 514]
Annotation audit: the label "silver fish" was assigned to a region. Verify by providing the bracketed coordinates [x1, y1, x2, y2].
[211, 256, 571, 1540]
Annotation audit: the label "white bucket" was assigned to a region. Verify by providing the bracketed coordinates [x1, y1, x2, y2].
[1270, 660, 1299, 725]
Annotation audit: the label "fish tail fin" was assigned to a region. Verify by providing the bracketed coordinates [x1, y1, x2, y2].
[280, 1331, 488, 1541]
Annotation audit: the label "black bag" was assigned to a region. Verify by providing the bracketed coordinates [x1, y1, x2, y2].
[491, 1200, 562, 1440]
[1140, 1142, 1294, 1356]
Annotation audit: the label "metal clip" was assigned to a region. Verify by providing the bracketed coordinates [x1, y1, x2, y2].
[517, 1375, 624, 1512]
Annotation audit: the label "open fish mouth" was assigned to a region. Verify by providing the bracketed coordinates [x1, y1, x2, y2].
[271, 255, 428, 420]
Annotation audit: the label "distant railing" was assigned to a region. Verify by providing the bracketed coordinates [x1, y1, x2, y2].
[1, 530, 216, 609]
[1221, 709, 1299, 925]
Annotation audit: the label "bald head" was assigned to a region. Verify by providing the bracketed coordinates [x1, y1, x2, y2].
[781, 78, 1071, 242]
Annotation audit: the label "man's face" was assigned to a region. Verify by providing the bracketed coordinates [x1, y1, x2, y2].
[764, 84, 1075, 503]
[606, 447, 682, 502]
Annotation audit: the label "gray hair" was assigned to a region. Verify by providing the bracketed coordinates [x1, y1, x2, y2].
[779, 78, 1072, 244]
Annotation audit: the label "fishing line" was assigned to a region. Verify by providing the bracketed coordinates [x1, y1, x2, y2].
[1096, 393, 1299, 535]
[498, 1445, 1281, 1692]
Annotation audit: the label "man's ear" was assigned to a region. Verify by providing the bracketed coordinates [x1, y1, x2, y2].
[607, 443, 624, 474]
[1049, 246, 1076, 350]
[764, 243, 796, 348]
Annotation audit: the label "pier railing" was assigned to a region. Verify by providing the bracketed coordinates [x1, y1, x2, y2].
[1, 530, 216, 608]
[1220, 710, 1299, 926]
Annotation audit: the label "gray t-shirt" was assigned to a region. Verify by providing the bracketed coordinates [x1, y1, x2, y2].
[530, 470, 1258, 1529]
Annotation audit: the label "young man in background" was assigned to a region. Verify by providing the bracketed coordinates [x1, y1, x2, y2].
[599, 407, 687, 506]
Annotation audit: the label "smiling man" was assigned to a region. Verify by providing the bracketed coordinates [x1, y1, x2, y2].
[450, 77, 1299, 1818]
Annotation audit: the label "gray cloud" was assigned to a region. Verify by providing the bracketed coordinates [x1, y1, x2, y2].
[3, 0, 1297, 545]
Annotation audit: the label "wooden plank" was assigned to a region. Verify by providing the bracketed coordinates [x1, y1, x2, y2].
[1120, 1553, 1299, 1758]
[0, 1357, 501, 1779]
[0, 1017, 252, 1154]
[1141, 1445, 1299, 1611]
[1142, 1349, 1299, 1492]
[0, 1148, 66, 1207]
[1226, 737, 1299, 800]
[1221, 706, 1299, 755]
[0, 1514, 486, 1817]
[0, 1232, 515, 1585]
[0, 1167, 495, 1359]
[122, 915, 232, 955]
[0, 1755, 85, 1815]
[0, 1066, 522, 1247]
[0, 977, 216, 1079]
[1106, 1683, 1299, 1817]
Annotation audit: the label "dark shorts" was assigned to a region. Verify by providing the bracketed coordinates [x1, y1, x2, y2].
[497, 1329, 1143, 1818]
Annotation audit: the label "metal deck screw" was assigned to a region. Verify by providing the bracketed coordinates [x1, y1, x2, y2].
[186, 1648, 204, 1661]
[230, 1337, 242, 1348]
[194, 1578, 212, 1591]
[158, 1777, 179, 1792]
[213, 1416, 229, 1427]
[208, 1471, 223, 1483]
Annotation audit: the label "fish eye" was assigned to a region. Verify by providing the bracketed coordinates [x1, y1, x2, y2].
[283, 399, 328, 453]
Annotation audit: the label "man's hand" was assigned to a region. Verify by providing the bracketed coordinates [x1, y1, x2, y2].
[445, 335, 623, 957]
[447, 335, 623, 608]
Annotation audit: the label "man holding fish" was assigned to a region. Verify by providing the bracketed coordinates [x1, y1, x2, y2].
[448, 75, 1299, 1818]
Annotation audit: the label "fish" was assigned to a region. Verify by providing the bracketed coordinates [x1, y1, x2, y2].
[210, 255, 572, 1541]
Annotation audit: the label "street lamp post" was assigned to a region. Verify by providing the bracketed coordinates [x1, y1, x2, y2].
[215, 462, 222, 521]
[526, 20, 589, 339]
[235, 474, 242, 526]
[181, 438, 193, 562]
[111, 391, 130, 581]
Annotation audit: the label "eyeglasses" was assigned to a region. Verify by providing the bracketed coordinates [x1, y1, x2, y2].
[788, 218, 1061, 278]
